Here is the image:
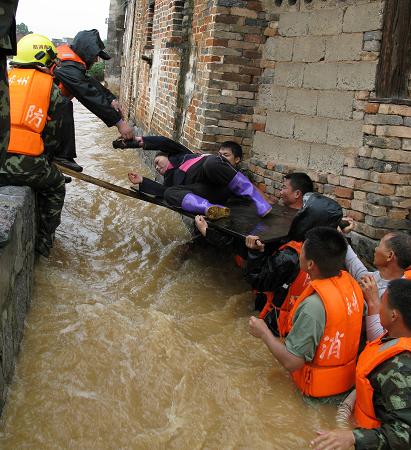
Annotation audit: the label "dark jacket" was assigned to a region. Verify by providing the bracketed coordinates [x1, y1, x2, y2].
[53, 30, 120, 127]
[0, 0, 19, 56]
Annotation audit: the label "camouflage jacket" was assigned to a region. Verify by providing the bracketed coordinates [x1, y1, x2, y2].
[353, 342, 411, 449]
[0, 0, 18, 56]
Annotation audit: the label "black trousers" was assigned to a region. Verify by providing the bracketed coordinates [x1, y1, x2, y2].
[54, 100, 76, 159]
[165, 155, 237, 207]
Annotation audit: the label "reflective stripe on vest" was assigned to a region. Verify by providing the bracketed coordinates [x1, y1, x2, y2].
[178, 154, 210, 173]
[354, 335, 411, 429]
[55, 44, 87, 98]
[288, 271, 364, 397]
[7, 68, 53, 157]
[257, 241, 309, 339]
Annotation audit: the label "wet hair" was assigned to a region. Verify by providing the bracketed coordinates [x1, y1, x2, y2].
[219, 141, 243, 160]
[386, 279, 411, 330]
[304, 226, 347, 278]
[284, 172, 314, 195]
[155, 152, 169, 158]
[385, 231, 411, 269]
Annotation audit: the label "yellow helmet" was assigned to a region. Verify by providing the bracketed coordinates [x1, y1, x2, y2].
[12, 34, 57, 67]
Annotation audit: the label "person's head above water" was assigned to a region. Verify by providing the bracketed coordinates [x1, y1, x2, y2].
[280, 172, 314, 209]
[380, 279, 411, 335]
[373, 231, 411, 272]
[299, 226, 347, 280]
[154, 152, 171, 176]
[218, 141, 242, 167]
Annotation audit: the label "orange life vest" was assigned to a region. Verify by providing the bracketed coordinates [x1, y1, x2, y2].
[234, 254, 245, 269]
[258, 241, 309, 337]
[354, 335, 411, 428]
[404, 269, 411, 280]
[54, 44, 86, 98]
[288, 271, 364, 397]
[7, 68, 53, 157]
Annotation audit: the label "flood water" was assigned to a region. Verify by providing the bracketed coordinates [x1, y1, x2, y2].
[0, 102, 337, 449]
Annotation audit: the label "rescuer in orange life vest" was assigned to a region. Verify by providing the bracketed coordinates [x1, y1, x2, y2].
[52, 29, 134, 172]
[311, 278, 411, 450]
[0, 33, 66, 257]
[244, 173, 315, 332]
[249, 226, 364, 403]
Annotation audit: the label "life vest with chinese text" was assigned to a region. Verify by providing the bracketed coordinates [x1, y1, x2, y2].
[8, 68, 53, 157]
[354, 335, 411, 428]
[288, 271, 364, 397]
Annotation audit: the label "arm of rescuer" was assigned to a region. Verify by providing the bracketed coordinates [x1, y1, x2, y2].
[53, 61, 133, 138]
[244, 235, 300, 293]
[195, 215, 235, 248]
[113, 135, 193, 155]
[249, 292, 326, 372]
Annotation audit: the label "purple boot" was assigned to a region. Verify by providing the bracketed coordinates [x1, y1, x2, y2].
[181, 193, 230, 220]
[228, 172, 272, 217]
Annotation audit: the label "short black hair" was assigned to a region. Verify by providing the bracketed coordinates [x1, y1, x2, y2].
[284, 172, 314, 195]
[387, 279, 411, 330]
[385, 232, 411, 270]
[219, 141, 243, 160]
[155, 151, 168, 158]
[304, 226, 347, 278]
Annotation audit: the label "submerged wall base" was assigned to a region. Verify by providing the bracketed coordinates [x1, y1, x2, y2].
[0, 186, 35, 415]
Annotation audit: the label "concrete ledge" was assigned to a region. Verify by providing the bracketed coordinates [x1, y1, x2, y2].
[0, 186, 35, 414]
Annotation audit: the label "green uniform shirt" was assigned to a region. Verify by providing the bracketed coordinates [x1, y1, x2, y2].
[285, 293, 325, 362]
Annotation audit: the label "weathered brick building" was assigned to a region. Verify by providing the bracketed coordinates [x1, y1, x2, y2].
[107, 0, 410, 260]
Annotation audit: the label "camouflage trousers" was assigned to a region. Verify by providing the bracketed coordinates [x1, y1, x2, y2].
[0, 154, 66, 256]
[0, 56, 10, 170]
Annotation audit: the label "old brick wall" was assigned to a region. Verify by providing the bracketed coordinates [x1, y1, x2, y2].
[118, 0, 410, 261]
[120, 0, 268, 155]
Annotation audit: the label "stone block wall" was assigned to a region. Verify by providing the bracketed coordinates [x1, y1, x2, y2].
[248, 0, 410, 258]
[0, 186, 35, 414]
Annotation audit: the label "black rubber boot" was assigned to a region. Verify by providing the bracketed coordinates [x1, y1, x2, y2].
[54, 158, 83, 172]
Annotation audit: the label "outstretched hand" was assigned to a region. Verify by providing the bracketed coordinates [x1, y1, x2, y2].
[128, 172, 143, 185]
[310, 430, 355, 450]
[359, 275, 380, 314]
[111, 99, 124, 119]
[117, 120, 134, 140]
[134, 136, 144, 147]
[338, 217, 354, 234]
[195, 215, 208, 237]
[245, 235, 265, 252]
[249, 316, 269, 339]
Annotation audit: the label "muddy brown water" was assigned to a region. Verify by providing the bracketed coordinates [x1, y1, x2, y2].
[0, 102, 337, 449]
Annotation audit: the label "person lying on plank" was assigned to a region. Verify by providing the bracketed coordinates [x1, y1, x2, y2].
[116, 135, 271, 220]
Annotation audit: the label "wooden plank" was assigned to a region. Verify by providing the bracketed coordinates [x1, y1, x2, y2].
[56, 164, 295, 243]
